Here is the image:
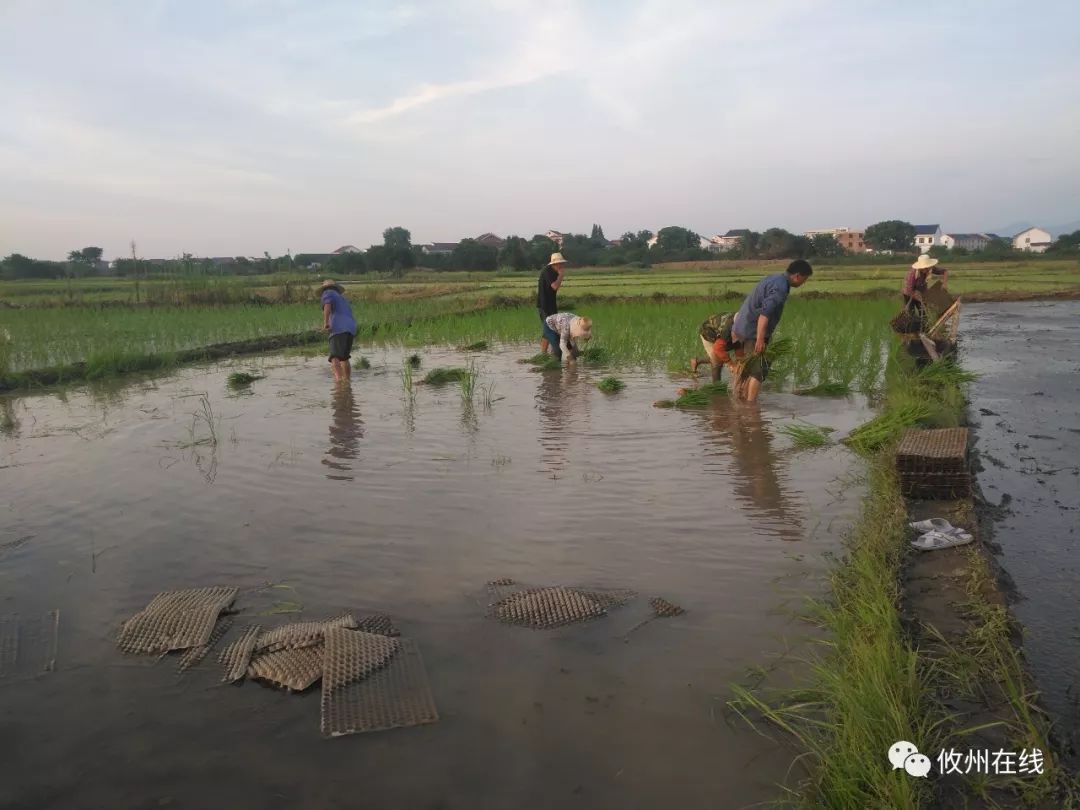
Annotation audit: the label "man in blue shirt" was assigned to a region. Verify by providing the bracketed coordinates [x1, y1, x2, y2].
[320, 279, 358, 382]
[731, 260, 813, 401]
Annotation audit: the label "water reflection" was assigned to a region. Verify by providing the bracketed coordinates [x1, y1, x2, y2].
[698, 400, 802, 542]
[535, 365, 592, 478]
[322, 381, 364, 481]
[0, 396, 20, 437]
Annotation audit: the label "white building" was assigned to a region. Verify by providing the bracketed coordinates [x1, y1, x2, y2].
[804, 227, 850, 238]
[1012, 227, 1052, 253]
[713, 229, 751, 250]
[913, 224, 942, 253]
[941, 233, 992, 251]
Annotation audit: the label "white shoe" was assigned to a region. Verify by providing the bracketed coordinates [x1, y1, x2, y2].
[909, 518, 954, 533]
[911, 530, 973, 552]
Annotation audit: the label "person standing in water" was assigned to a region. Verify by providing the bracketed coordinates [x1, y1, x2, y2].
[320, 279, 358, 382]
[537, 252, 567, 355]
[730, 259, 813, 402]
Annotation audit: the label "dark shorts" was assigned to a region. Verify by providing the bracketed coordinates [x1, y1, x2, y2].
[742, 353, 771, 382]
[328, 332, 354, 361]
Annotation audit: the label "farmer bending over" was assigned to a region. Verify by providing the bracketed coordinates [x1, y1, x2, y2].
[537, 252, 567, 355]
[544, 312, 592, 362]
[732, 260, 812, 401]
[320, 279, 358, 382]
[902, 254, 948, 320]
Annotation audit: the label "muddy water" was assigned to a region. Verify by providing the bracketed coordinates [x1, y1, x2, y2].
[0, 347, 872, 810]
[962, 301, 1080, 754]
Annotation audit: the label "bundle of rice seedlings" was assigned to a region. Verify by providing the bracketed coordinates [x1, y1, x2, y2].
[520, 353, 561, 371]
[227, 371, 263, 388]
[579, 346, 609, 364]
[914, 361, 978, 387]
[407, 353, 422, 368]
[460, 340, 489, 352]
[597, 377, 625, 393]
[738, 336, 795, 382]
[356, 356, 371, 369]
[794, 381, 852, 397]
[843, 402, 931, 455]
[422, 367, 471, 385]
[778, 422, 835, 449]
[653, 399, 676, 408]
[673, 381, 728, 408]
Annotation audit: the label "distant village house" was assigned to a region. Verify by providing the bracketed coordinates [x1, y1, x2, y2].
[941, 233, 993, 251]
[913, 224, 942, 253]
[1012, 227, 1051, 253]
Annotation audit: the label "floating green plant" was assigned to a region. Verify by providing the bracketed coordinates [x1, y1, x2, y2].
[227, 371, 263, 388]
[597, 377, 625, 393]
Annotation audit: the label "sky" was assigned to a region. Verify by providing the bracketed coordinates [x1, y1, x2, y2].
[2, 0, 1079, 260]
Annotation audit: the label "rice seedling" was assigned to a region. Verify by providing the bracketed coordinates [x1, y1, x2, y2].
[407, 353, 422, 368]
[226, 371, 263, 389]
[519, 352, 561, 371]
[843, 401, 932, 455]
[671, 381, 728, 408]
[913, 360, 979, 387]
[458, 362, 478, 403]
[794, 381, 851, 397]
[579, 346, 610, 364]
[0, 328, 10, 377]
[596, 376, 625, 393]
[399, 357, 415, 401]
[356, 356, 371, 369]
[460, 340, 489, 351]
[422, 367, 471, 385]
[778, 422, 835, 449]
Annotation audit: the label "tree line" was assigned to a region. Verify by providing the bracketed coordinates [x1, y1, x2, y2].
[3, 225, 1079, 280]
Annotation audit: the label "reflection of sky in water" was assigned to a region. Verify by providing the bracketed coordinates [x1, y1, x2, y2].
[0, 345, 872, 810]
[964, 300, 1080, 753]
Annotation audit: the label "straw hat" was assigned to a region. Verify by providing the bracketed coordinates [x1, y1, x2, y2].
[570, 316, 593, 341]
[911, 254, 939, 271]
[320, 278, 344, 292]
[546, 252, 568, 267]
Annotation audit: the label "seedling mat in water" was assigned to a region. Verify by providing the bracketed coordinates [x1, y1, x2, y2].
[117, 587, 237, 655]
[321, 630, 437, 737]
[485, 580, 637, 629]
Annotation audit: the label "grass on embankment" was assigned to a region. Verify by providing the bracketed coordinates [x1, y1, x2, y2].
[731, 350, 1076, 807]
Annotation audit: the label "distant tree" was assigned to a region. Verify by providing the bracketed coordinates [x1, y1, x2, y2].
[452, 239, 498, 271]
[982, 237, 1014, 259]
[1049, 230, 1080, 254]
[655, 226, 701, 253]
[759, 228, 802, 259]
[864, 221, 916, 253]
[527, 235, 559, 269]
[364, 245, 391, 273]
[327, 252, 368, 275]
[497, 236, 529, 271]
[559, 233, 600, 266]
[2, 253, 65, 279]
[810, 233, 845, 258]
[928, 245, 950, 259]
[589, 224, 607, 247]
[950, 246, 970, 256]
[619, 230, 652, 250]
[381, 226, 415, 272]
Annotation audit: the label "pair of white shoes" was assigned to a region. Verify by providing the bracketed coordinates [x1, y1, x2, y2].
[909, 518, 973, 552]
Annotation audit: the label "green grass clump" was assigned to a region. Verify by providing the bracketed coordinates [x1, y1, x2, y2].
[579, 346, 610, 364]
[356, 356, 371, 369]
[843, 402, 932, 455]
[794, 381, 852, 397]
[460, 340, 489, 351]
[227, 371, 263, 388]
[423, 367, 471, 385]
[913, 360, 979, 387]
[778, 422, 835, 449]
[520, 353, 561, 371]
[597, 377, 625, 393]
[672, 381, 728, 408]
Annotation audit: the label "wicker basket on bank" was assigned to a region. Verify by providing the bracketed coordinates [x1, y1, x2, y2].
[895, 427, 971, 500]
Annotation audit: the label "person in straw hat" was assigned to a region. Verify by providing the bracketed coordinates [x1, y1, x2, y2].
[902, 254, 949, 319]
[537, 252, 568, 355]
[320, 279, 358, 382]
[543, 312, 593, 363]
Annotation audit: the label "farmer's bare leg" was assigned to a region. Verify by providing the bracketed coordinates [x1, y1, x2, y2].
[330, 358, 343, 381]
[540, 337, 550, 354]
[342, 359, 351, 380]
[744, 377, 762, 402]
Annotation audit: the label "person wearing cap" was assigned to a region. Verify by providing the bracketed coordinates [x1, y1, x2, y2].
[729, 259, 813, 402]
[543, 312, 592, 362]
[320, 279, 358, 382]
[902, 254, 949, 318]
[537, 252, 567, 355]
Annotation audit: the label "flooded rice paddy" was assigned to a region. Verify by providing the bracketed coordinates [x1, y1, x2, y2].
[963, 300, 1080, 756]
[0, 345, 874, 809]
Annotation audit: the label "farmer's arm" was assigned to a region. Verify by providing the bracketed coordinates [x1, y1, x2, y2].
[550, 268, 564, 292]
[323, 302, 332, 331]
[754, 314, 769, 354]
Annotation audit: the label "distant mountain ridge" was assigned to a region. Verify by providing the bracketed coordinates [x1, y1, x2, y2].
[989, 220, 1080, 239]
